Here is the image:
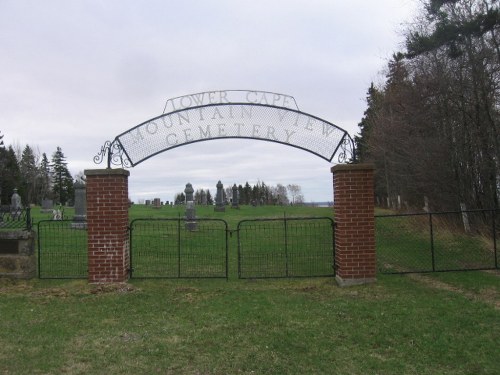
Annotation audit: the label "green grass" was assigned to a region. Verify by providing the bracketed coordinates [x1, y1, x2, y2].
[375, 212, 498, 273]
[3, 205, 499, 373]
[0, 273, 498, 374]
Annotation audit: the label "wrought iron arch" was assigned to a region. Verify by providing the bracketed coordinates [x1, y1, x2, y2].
[94, 91, 356, 168]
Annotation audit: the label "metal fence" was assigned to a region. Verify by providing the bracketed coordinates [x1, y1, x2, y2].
[129, 218, 228, 279]
[376, 209, 499, 274]
[0, 207, 32, 230]
[37, 220, 88, 279]
[237, 217, 335, 279]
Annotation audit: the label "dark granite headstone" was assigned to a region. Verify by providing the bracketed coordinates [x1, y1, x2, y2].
[215, 180, 225, 212]
[41, 199, 53, 213]
[184, 183, 197, 230]
[10, 188, 22, 219]
[71, 180, 87, 229]
[231, 184, 239, 209]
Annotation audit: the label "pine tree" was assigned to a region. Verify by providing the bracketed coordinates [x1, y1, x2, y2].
[1, 146, 21, 205]
[38, 153, 51, 200]
[206, 189, 213, 205]
[19, 145, 38, 204]
[355, 83, 382, 162]
[0, 131, 4, 204]
[50, 146, 74, 205]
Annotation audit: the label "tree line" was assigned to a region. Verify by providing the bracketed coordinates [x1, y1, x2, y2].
[174, 181, 304, 205]
[355, 0, 500, 211]
[0, 132, 74, 206]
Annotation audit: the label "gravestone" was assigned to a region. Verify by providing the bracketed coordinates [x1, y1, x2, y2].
[184, 183, 197, 231]
[201, 190, 207, 205]
[214, 180, 225, 212]
[10, 188, 22, 219]
[41, 199, 53, 213]
[145, 199, 151, 206]
[231, 184, 239, 209]
[153, 198, 161, 208]
[52, 209, 62, 220]
[0, 230, 36, 279]
[71, 180, 87, 229]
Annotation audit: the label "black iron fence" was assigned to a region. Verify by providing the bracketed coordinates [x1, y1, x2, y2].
[129, 218, 228, 279]
[237, 217, 335, 279]
[37, 220, 88, 279]
[376, 209, 499, 274]
[0, 206, 32, 230]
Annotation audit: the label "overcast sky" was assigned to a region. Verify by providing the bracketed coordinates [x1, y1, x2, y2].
[0, 0, 419, 203]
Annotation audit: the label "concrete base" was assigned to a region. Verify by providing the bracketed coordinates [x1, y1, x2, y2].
[214, 206, 225, 212]
[0, 230, 36, 279]
[335, 275, 377, 287]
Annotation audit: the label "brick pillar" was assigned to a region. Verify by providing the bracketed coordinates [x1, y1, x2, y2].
[84, 169, 130, 283]
[331, 164, 376, 286]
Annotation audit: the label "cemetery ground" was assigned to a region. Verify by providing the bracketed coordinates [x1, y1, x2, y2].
[0, 205, 499, 374]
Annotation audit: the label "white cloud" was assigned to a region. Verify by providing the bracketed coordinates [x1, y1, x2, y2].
[0, 0, 418, 202]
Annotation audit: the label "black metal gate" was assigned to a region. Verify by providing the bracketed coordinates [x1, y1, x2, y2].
[37, 220, 88, 279]
[237, 217, 335, 279]
[37, 216, 335, 280]
[129, 218, 228, 279]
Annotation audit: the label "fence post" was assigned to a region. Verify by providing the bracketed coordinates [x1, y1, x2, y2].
[429, 213, 436, 272]
[493, 212, 498, 269]
[331, 164, 376, 286]
[84, 168, 130, 283]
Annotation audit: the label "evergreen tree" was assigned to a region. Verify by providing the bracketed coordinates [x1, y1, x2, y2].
[174, 192, 186, 204]
[1, 146, 21, 205]
[243, 182, 251, 205]
[355, 83, 382, 162]
[19, 145, 38, 204]
[206, 189, 213, 205]
[50, 146, 74, 205]
[238, 184, 244, 204]
[38, 153, 51, 200]
[0, 131, 4, 204]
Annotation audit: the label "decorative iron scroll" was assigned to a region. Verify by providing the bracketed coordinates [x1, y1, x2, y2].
[94, 91, 356, 168]
[336, 135, 356, 164]
[93, 140, 132, 168]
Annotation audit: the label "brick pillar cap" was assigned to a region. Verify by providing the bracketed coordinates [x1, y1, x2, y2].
[84, 168, 130, 177]
[331, 163, 374, 173]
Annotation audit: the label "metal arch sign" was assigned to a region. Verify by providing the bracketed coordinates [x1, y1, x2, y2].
[94, 90, 355, 168]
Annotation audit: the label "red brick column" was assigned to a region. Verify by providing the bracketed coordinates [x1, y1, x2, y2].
[84, 169, 130, 283]
[331, 164, 376, 286]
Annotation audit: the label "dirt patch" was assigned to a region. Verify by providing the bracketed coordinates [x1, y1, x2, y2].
[407, 273, 500, 310]
[483, 269, 500, 277]
[174, 286, 200, 293]
[30, 288, 72, 298]
[90, 282, 138, 295]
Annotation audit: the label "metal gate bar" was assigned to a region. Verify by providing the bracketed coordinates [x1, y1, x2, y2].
[129, 218, 228, 279]
[237, 217, 335, 279]
[37, 220, 88, 279]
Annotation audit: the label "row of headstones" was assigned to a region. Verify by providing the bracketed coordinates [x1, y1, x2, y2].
[184, 181, 240, 212]
[145, 198, 173, 207]
[41, 180, 87, 227]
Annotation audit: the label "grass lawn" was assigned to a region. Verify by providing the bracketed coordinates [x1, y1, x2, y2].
[5, 204, 498, 373]
[0, 272, 499, 375]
